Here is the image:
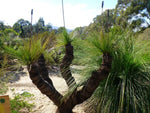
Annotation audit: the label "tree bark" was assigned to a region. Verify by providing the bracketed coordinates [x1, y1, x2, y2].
[60, 43, 76, 88]
[38, 54, 54, 87]
[27, 56, 63, 106]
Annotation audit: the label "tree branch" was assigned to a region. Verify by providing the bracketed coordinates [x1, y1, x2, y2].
[38, 54, 54, 87]
[28, 62, 63, 106]
[60, 42, 76, 88]
[76, 53, 112, 102]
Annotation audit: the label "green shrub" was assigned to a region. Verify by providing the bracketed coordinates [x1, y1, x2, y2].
[10, 93, 34, 113]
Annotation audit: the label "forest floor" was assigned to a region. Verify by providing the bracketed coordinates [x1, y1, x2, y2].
[5, 65, 91, 113]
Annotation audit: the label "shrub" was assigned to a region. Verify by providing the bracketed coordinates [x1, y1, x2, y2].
[10, 93, 34, 113]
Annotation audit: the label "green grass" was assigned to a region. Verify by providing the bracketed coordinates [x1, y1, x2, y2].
[10, 93, 34, 113]
[21, 92, 34, 98]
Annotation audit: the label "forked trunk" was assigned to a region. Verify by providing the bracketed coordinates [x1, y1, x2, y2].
[27, 55, 63, 106]
[28, 52, 112, 113]
[57, 53, 112, 113]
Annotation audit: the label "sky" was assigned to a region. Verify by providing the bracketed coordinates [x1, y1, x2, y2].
[0, 0, 117, 29]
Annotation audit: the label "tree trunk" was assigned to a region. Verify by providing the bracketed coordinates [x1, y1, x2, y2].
[27, 51, 112, 113]
[60, 43, 76, 88]
[38, 54, 54, 87]
[27, 55, 63, 106]
[57, 53, 112, 113]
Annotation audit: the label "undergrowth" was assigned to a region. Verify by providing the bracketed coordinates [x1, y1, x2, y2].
[0, 81, 8, 94]
[10, 92, 34, 113]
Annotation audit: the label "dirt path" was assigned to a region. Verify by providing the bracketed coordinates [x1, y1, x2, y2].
[6, 67, 86, 113]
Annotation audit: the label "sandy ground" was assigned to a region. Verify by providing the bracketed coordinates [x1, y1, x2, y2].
[5, 66, 86, 113]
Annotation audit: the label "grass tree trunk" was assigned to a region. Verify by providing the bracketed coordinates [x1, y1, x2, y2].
[38, 54, 54, 87]
[27, 55, 63, 106]
[28, 51, 112, 112]
[60, 42, 76, 88]
[57, 53, 112, 113]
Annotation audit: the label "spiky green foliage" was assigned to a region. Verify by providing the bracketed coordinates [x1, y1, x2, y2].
[4, 36, 49, 65]
[86, 31, 118, 55]
[76, 27, 124, 73]
[96, 32, 150, 113]
[72, 27, 150, 113]
[43, 49, 59, 65]
[57, 29, 73, 46]
[72, 38, 87, 65]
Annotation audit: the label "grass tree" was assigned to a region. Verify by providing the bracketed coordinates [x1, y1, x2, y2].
[3, 28, 112, 113]
[76, 27, 150, 113]
[28, 31, 112, 113]
[3, 27, 150, 113]
[57, 29, 76, 88]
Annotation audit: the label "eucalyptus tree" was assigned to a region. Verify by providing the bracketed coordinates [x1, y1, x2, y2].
[33, 18, 53, 34]
[13, 19, 31, 38]
[114, 0, 150, 30]
[92, 9, 115, 32]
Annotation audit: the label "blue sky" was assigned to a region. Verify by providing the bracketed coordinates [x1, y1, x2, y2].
[0, 0, 117, 29]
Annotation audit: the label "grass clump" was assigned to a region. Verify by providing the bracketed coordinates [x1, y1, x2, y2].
[10, 93, 34, 113]
[21, 92, 34, 98]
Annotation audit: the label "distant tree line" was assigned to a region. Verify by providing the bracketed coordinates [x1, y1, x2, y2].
[0, 18, 67, 38]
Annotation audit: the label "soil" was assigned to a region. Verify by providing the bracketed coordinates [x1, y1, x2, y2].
[5, 66, 87, 113]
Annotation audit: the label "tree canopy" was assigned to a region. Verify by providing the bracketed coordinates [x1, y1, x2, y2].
[114, 0, 150, 30]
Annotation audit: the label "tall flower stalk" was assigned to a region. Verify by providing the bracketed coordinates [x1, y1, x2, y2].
[62, 0, 66, 28]
[31, 9, 33, 37]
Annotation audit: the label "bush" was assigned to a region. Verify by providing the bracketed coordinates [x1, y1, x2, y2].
[10, 93, 34, 113]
